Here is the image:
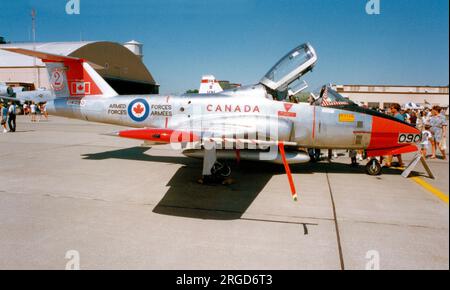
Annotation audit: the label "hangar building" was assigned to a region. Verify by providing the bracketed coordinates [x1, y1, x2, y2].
[0, 40, 159, 94]
[332, 84, 449, 109]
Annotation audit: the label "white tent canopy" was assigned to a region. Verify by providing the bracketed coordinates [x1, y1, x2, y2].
[404, 102, 423, 109]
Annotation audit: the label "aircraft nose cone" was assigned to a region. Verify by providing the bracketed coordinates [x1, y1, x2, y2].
[368, 115, 421, 150]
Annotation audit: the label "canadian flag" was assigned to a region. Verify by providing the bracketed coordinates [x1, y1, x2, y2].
[71, 82, 91, 95]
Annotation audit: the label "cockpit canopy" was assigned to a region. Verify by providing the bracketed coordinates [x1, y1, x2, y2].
[260, 43, 317, 93]
[315, 86, 355, 107]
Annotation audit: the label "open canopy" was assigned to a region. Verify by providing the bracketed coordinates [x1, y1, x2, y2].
[260, 43, 317, 93]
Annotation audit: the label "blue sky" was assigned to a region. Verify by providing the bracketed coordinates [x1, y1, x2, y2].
[1, 0, 449, 94]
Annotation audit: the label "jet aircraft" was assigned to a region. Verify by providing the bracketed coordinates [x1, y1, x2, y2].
[1, 43, 424, 201]
[0, 83, 53, 104]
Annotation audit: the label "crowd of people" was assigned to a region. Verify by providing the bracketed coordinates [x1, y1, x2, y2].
[0, 101, 48, 133]
[328, 103, 448, 167]
[22, 101, 48, 122]
[375, 103, 447, 167]
[414, 105, 447, 160]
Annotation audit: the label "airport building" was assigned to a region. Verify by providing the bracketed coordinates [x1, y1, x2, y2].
[332, 84, 449, 109]
[0, 40, 159, 94]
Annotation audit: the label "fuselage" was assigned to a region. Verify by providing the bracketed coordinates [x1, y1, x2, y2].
[46, 86, 420, 152]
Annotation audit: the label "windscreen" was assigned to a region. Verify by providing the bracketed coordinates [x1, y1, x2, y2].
[317, 86, 355, 107]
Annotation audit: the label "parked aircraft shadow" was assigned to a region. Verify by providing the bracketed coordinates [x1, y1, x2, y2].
[82, 147, 273, 219]
[82, 146, 189, 165]
[153, 163, 274, 220]
[82, 147, 420, 220]
[12, 130, 36, 133]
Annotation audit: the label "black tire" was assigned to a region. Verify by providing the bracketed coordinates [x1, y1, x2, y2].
[308, 148, 321, 163]
[212, 162, 231, 178]
[365, 159, 382, 176]
[219, 164, 231, 177]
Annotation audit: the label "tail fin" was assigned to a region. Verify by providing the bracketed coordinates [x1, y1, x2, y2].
[199, 75, 223, 94]
[1, 48, 118, 98]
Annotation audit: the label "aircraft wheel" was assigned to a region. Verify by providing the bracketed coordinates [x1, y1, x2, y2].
[308, 148, 321, 163]
[211, 162, 231, 178]
[365, 159, 382, 176]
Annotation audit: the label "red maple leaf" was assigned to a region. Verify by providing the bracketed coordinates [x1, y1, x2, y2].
[77, 84, 84, 91]
[133, 104, 144, 114]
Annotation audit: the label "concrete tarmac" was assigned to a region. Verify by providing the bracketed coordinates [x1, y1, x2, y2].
[0, 116, 448, 270]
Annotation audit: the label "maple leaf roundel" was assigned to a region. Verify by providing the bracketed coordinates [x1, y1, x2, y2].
[128, 98, 150, 122]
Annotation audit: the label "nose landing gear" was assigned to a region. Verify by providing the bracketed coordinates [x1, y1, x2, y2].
[365, 158, 382, 176]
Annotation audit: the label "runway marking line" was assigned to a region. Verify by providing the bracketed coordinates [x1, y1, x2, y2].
[411, 177, 449, 205]
[389, 166, 448, 205]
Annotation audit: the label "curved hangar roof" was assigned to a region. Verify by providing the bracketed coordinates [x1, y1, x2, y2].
[0, 41, 159, 94]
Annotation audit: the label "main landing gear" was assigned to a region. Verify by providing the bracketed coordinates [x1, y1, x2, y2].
[198, 142, 233, 185]
[198, 161, 233, 185]
[365, 158, 382, 176]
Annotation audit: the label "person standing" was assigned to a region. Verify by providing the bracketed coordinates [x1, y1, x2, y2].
[349, 149, 358, 166]
[416, 111, 424, 131]
[30, 102, 37, 122]
[420, 125, 433, 158]
[7, 101, 16, 132]
[41, 102, 48, 120]
[410, 111, 417, 127]
[391, 104, 406, 122]
[1, 104, 8, 133]
[22, 102, 29, 115]
[385, 103, 405, 167]
[430, 106, 447, 160]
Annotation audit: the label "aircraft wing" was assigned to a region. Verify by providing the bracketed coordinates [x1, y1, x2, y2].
[1, 91, 54, 104]
[0, 95, 26, 103]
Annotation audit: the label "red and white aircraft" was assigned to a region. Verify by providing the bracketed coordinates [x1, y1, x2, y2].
[1, 43, 427, 201]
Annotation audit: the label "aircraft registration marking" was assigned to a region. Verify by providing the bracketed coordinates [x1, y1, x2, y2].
[50, 67, 65, 91]
[398, 133, 421, 144]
